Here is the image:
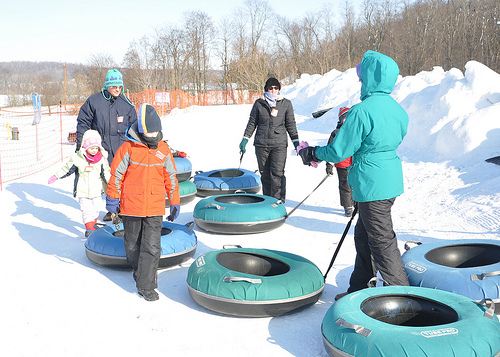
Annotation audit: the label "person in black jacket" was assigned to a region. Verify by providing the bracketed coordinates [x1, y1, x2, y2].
[76, 69, 137, 221]
[239, 77, 299, 202]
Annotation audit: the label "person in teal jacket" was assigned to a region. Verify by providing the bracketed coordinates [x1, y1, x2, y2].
[299, 50, 410, 299]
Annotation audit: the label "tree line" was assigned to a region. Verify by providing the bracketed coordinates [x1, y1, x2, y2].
[1, 0, 498, 107]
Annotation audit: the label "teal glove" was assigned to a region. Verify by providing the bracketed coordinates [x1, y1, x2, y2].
[239, 138, 248, 154]
[293, 140, 300, 150]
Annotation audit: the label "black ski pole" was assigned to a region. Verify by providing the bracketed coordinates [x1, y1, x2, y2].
[323, 204, 358, 279]
[285, 174, 329, 219]
[312, 107, 334, 118]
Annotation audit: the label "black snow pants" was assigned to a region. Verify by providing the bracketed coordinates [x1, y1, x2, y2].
[255, 146, 287, 201]
[347, 198, 409, 293]
[336, 167, 353, 208]
[122, 215, 163, 290]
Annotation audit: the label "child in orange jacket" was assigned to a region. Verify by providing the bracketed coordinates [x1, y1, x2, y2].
[106, 103, 180, 301]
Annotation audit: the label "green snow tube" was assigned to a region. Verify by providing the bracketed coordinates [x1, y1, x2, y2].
[193, 193, 287, 234]
[186, 247, 325, 317]
[322, 286, 500, 357]
[166, 180, 197, 207]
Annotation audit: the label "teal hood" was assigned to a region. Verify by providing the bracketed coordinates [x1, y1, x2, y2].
[315, 51, 408, 202]
[360, 50, 399, 100]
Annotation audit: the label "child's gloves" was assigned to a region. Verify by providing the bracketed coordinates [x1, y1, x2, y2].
[106, 195, 120, 214]
[167, 205, 180, 222]
[326, 163, 334, 176]
[48, 175, 58, 184]
[177, 151, 187, 158]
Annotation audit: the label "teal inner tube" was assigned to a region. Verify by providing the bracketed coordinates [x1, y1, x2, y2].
[186, 247, 325, 317]
[402, 239, 500, 301]
[174, 157, 192, 182]
[85, 221, 197, 269]
[322, 286, 500, 357]
[193, 193, 287, 234]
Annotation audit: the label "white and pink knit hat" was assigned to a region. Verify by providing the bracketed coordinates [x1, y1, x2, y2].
[81, 130, 103, 150]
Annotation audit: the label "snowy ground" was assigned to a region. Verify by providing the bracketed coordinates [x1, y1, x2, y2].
[3, 61, 500, 356]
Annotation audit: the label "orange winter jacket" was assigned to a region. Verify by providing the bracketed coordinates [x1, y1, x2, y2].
[107, 129, 180, 217]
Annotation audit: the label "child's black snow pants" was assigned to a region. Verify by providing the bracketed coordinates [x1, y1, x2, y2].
[336, 167, 353, 208]
[122, 215, 163, 290]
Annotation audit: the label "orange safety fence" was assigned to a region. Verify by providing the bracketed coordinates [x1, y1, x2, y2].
[126, 88, 262, 116]
[0, 89, 261, 190]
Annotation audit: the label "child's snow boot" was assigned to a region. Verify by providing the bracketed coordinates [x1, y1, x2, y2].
[84, 218, 98, 238]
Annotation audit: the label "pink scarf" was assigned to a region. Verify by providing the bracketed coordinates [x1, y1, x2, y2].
[84, 151, 102, 164]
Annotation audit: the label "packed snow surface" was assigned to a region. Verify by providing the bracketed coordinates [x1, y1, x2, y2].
[3, 61, 500, 356]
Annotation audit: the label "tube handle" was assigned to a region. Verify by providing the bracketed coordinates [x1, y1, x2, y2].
[404, 240, 422, 251]
[335, 318, 372, 337]
[205, 203, 225, 210]
[476, 298, 496, 320]
[223, 276, 262, 284]
[471, 271, 500, 281]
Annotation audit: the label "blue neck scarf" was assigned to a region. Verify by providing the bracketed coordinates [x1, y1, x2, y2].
[264, 92, 278, 107]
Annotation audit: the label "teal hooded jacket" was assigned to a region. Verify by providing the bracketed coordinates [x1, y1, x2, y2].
[315, 51, 409, 202]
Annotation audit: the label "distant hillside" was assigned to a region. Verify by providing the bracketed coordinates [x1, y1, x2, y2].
[0, 61, 84, 94]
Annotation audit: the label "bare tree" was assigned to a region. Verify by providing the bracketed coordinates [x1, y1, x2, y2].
[154, 25, 190, 91]
[80, 53, 117, 95]
[183, 10, 215, 94]
[215, 16, 235, 91]
[5, 0, 500, 106]
[340, 1, 360, 68]
[228, 0, 274, 91]
[244, 0, 272, 54]
[122, 36, 159, 92]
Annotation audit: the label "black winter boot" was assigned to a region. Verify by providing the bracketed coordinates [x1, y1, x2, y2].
[138, 289, 159, 301]
[103, 212, 113, 221]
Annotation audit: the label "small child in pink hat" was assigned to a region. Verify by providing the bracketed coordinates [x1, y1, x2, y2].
[49, 129, 111, 237]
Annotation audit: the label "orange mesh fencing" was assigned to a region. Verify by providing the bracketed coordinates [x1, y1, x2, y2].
[126, 88, 261, 116]
[0, 89, 261, 189]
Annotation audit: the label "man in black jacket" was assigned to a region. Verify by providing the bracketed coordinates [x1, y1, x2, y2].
[76, 69, 137, 221]
[239, 77, 299, 202]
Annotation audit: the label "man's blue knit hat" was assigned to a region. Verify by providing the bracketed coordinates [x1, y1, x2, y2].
[104, 69, 123, 89]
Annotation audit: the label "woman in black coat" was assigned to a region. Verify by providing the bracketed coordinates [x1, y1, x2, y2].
[239, 78, 300, 202]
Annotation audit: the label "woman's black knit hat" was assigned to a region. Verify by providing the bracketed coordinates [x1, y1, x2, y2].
[264, 77, 281, 92]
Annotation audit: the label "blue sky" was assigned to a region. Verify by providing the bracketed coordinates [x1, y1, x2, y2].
[1, 0, 363, 64]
